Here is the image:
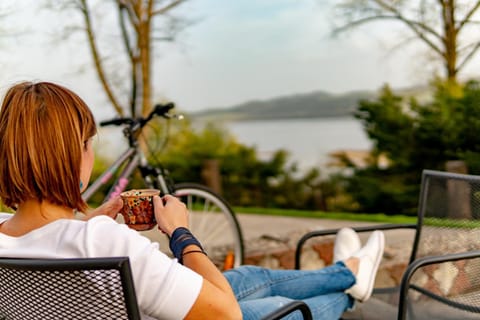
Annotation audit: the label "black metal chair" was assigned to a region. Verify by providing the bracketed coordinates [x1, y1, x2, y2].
[294, 169, 480, 319]
[0, 256, 311, 320]
[0, 257, 140, 320]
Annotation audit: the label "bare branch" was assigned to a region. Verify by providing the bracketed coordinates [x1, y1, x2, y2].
[119, 0, 140, 32]
[334, 14, 444, 57]
[457, 41, 480, 72]
[151, 0, 185, 16]
[118, 2, 138, 114]
[118, 3, 135, 61]
[152, 36, 174, 41]
[372, 0, 402, 13]
[80, 0, 124, 116]
[457, 1, 480, 31]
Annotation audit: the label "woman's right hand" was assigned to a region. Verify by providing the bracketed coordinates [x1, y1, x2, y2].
[154, 195, 242, 319]
[82, 195, 123, 221]
[153, 195, 189, 236]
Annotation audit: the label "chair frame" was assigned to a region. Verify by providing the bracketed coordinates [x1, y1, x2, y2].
[262, 301, 313, 320]
[397, 250, 480, 320]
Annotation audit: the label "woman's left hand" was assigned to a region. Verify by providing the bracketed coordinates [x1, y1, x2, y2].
[82, 196, 123, 221]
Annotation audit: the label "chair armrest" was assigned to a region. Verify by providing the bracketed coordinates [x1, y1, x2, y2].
[294, 223, 417, 269]
[397, 250, 480, 320]
[261, 301, 313, 320]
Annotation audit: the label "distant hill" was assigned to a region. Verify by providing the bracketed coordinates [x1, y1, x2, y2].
[190, 90, 375, 121]
[189, 85, 434, 122]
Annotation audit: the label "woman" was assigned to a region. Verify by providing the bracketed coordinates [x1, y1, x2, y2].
[0, 81, 384, 320]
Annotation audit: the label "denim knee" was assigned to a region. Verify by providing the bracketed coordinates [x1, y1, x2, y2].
[224, 265, 263, 277]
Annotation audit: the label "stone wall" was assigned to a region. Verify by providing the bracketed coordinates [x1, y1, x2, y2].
[243, 231, 408, 288]
[243, 229, 480, 299]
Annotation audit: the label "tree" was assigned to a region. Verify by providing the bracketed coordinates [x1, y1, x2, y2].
[334, 0, 480, 83]
[49, 0, 188, 117]
[344, 80, 480, 215]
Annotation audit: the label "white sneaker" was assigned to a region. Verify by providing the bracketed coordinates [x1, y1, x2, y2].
[347, 230, 385, 302]
[333, 228, 361, 263]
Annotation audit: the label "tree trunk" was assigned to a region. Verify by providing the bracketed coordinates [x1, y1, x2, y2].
[445, 160, 471, 219]
[201, 159, 222, 195]
[442, 0, 458, 82]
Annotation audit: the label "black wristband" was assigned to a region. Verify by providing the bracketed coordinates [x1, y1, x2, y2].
[182, 250, 207, 259]
[169, 227, 204, 264]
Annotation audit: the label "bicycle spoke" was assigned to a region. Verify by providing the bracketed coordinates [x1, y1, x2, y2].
[173, 184, 244, 269]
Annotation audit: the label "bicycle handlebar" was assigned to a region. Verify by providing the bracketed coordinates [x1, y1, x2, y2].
[99, 102, 175, 128]
[99, 118, 134, 127]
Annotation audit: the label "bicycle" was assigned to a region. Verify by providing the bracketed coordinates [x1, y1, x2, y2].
[82, 103, 244, 270]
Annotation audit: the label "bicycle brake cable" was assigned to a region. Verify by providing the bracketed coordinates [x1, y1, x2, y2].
[142, 119, 169, 168]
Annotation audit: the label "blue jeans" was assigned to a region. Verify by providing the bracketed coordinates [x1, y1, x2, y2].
[224, 262, 355, 320]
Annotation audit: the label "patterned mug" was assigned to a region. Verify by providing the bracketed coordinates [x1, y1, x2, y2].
[120, 189, 160, 231]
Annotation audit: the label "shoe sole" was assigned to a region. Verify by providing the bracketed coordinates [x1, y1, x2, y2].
[358, 231, 385, 302]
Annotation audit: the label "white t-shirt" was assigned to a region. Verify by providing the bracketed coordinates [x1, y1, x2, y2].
[0, 213, 203, 320]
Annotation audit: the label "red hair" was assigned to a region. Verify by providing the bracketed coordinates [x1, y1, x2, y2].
[0, 81, 96, 212]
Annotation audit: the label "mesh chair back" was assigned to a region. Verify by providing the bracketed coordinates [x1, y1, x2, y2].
[0, 257, 140, 320]
[403, 170, 480, 319]
[413, 170, 480, 259]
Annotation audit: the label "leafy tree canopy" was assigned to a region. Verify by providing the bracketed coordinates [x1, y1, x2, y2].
[346, 80, 480, 214]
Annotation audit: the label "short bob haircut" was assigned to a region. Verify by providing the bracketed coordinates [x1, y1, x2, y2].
[0, 81, 97, 212]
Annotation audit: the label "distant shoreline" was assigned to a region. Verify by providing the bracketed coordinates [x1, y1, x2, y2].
[192, 114, 358, 123]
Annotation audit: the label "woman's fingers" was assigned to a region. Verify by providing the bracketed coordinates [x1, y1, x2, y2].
[153, 195, 165, 210]
[83, 196, 123, 220]
[154, 195, 189, 236]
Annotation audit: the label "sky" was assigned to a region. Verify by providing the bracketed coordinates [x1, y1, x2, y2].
[2, 0, 480, 120]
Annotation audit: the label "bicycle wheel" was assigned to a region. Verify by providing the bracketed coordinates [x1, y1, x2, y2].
[172, 183, 244, 270]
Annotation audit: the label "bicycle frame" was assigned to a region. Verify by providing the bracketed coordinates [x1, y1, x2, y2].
[82, 145, 170, 203]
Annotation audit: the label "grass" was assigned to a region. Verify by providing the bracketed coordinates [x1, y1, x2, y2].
[233, 206, 417, 224]
[235, 207, 480, 229]
[423, 217, 480, 228]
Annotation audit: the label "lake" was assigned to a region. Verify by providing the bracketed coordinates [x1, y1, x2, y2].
[225, 117, 372, 173]
[97, 117, 372, 174]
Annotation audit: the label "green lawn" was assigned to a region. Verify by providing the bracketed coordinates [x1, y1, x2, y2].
[234, 207, 417, 224]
